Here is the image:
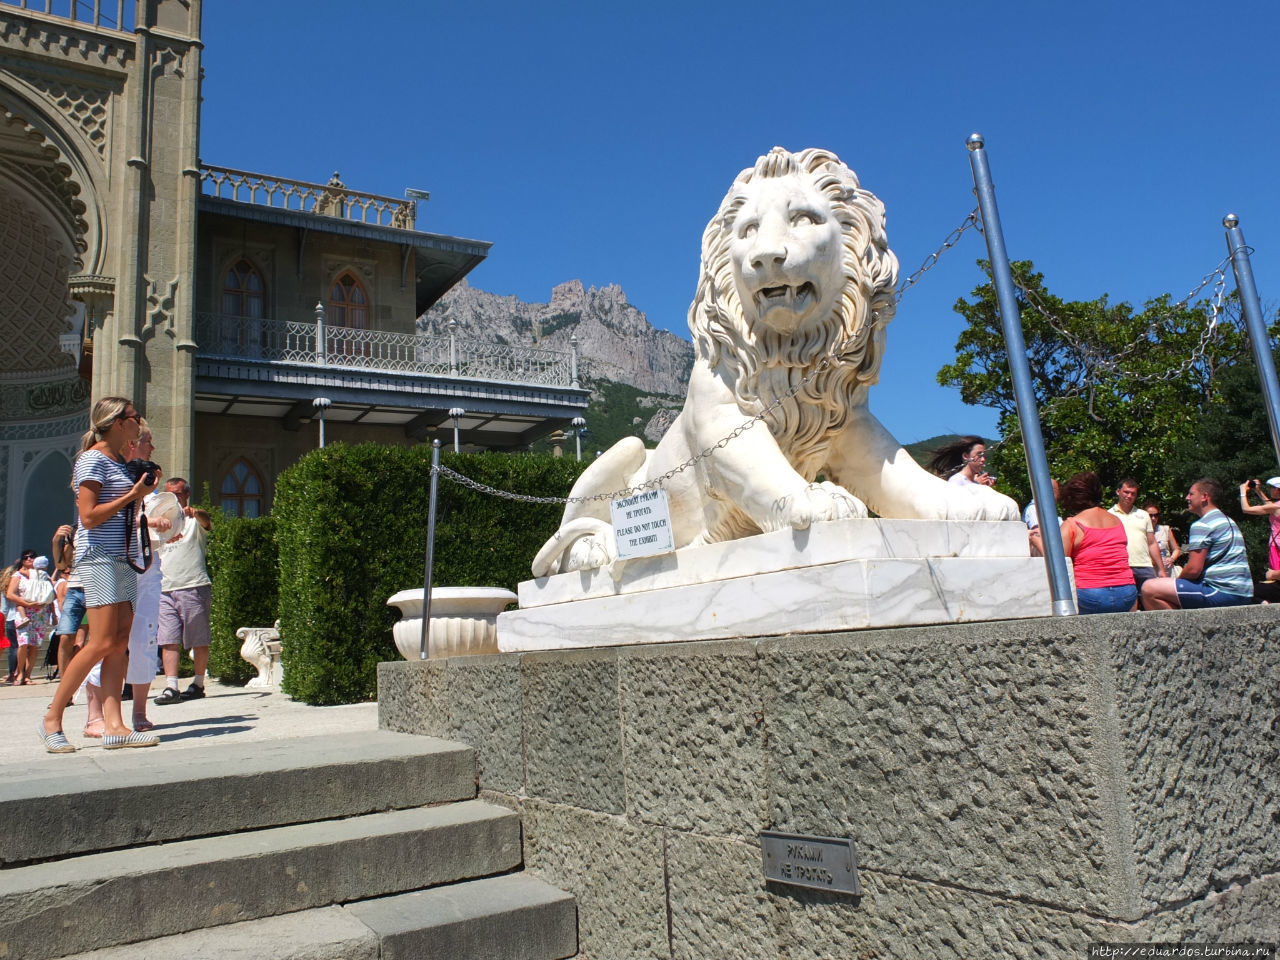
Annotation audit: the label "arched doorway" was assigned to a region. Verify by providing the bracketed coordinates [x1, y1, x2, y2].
[18, 449, 75, 553]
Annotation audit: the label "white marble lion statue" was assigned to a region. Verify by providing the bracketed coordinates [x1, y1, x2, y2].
[532, 146, 1017, 577]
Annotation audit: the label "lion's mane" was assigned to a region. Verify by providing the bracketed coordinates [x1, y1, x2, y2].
[689, 147, 899, 471]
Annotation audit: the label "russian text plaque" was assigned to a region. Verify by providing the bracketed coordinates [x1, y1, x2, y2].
[760, 831, 861, 896]
[610, 489, 675, 560]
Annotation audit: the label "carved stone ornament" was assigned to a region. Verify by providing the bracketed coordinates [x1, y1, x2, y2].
[0, 13, 135, 71]
[314, 171, 346, 218]
[8, 69, 114, 159]
[533, 147, 1018, 577]
[143, 274, 179, 330]
[237, 623, 282, 689]
[149, 43, 185, 81]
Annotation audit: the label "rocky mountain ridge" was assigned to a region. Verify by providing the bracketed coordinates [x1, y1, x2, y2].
[421, 279, 694, 397]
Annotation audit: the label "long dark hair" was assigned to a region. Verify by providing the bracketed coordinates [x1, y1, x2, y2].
[928, 435, 985, 479]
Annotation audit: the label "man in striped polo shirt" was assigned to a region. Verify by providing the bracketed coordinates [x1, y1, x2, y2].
[1141, 478, 1253, 610]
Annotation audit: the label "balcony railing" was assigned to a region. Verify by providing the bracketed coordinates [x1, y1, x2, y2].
[0, 0, 134, 30]
[193, 313, 581, 388]
[199, 165, 418, 230]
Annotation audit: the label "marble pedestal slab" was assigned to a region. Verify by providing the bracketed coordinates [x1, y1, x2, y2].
[499, 518, 1054, 652]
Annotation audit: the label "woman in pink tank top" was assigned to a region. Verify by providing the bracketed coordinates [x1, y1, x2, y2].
[1058, 472, 1137, 615]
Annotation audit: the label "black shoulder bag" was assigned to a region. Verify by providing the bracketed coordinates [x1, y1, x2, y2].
[124, 500, 153, 574]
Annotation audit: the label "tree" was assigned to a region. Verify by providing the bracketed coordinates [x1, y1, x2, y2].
[1172, 356, 1280, 568]
[937, 259, 1258, 518]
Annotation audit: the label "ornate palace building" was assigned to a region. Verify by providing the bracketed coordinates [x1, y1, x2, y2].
[0, 0, 587, 557]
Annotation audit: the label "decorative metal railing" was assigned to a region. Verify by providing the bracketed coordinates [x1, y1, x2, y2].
[199, 165, 418, 230]
[193, 312, 580, 388]
[0, 0, 134, 31]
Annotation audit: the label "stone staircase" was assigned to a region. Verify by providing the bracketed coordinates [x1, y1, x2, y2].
[0, 731, 576, 960]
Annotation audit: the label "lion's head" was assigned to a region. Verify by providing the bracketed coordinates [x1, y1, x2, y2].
[689, 147, 899, 417]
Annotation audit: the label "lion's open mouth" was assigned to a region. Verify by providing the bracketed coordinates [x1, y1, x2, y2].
[756, 282, 817, 316]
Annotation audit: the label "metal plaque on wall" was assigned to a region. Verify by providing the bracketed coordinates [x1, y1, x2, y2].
[760, 831, 861, 896]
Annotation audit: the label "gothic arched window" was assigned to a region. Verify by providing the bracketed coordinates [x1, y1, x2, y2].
[220, 458, 264, 518]
[222, 259, 265, 318]
[328, 271, 368, 329]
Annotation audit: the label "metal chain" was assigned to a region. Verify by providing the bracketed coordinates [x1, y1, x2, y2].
[439, 342, 838, 505]
[438, 213, 984, 505]
[1012, 256, 1231, 390]
[894, 210, 981, 304]
[436, 464, 576, 504]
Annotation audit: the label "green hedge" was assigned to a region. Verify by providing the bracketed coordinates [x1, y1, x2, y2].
[206, 512, 279, 684]
[273, 445, 586, 705]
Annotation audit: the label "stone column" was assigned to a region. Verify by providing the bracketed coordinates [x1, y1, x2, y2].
[99, 0, 202, 479]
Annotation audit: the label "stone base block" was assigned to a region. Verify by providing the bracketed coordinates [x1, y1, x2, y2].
[500, 555, 1052, 651]
[379, 606, 1280, 958]
[501, 518, 1055, 652]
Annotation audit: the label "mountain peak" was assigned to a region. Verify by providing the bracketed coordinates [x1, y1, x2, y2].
[423, 279, 692, 396]
[549, 279, 585, 308]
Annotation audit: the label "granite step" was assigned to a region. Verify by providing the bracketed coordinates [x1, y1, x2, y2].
[0, 800, 521, 960]
[0, 730, 475, 866]
[56, 875, 578, 960]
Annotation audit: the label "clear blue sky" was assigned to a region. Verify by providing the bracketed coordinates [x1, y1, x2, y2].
[201, 0, 1280, 444]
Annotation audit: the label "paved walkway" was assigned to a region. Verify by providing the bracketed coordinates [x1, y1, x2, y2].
[2, 672, 378, 770]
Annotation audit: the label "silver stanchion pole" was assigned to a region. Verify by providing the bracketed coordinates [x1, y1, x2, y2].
[966, 133, 1076, 616]
[1223, 214, 1280, 462]
[419, 439, 441, 659]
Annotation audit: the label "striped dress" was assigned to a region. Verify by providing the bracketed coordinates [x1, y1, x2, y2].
[72, 449, 139, 607]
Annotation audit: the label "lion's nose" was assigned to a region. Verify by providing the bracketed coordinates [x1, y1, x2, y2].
[749, 239, 787, 271]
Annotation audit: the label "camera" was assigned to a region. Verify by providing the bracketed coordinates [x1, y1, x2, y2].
[1249, 478, 1259, 490]
[126, 459, 161, 487]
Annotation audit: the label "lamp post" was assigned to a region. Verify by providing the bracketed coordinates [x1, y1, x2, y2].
[449, 407, 465, 454]
[571, 417, 586, 461]
[312, 397, 332, 448]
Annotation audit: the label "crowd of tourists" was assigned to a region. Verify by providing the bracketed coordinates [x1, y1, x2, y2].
[19, 396, 214, 755]
[932, 436, 1264, 615]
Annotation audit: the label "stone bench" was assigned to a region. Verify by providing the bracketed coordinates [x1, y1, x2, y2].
[237, 621, 283, 688]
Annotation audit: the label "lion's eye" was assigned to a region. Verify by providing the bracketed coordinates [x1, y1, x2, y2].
[739, 222, 758, 238]
[791, 211, 821, 226]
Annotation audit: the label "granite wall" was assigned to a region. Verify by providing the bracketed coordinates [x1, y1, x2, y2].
[377, 606, 1280, 959]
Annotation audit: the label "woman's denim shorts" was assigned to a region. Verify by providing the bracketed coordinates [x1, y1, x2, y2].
[1076, 583, 1138, 615]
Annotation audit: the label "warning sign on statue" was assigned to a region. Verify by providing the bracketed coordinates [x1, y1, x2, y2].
[610, 489, 675, 561]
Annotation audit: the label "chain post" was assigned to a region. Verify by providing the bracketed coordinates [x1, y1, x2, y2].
[966, 133, 1076, 617]
[420, 439, 442, 659]
[1224, 214, 1280, 462]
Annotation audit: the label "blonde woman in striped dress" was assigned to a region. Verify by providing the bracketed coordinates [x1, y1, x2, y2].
[38, 397, 161, 753]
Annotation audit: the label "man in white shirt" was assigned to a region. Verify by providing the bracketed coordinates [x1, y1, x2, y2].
[153, 478, 213, 705]
[1109, 477, 1167, 605]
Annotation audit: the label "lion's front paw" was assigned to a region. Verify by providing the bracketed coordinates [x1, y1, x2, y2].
[565, 535, 612, 572]
[773, 481, 868, 530]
